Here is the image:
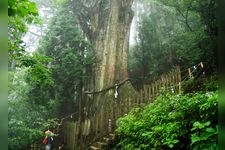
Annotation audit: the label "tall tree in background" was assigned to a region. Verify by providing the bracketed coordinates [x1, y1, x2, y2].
[129, 2, 180, 84]
[72, 0, 134, 91]
[37, 0, 95, 117]
[157, 0, 218, 72]
[29, 1, 137, 132]
[129, 0, 217, 86]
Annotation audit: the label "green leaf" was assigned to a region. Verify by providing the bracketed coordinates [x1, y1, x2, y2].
[191, 135, 200, 144]
[204, 121, 211, 126]
[205, 127, 215, 133]
[169, 144, 173, 148]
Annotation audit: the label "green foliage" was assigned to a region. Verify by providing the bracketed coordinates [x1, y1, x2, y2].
[8, 0, 38, 18]
[8, 115, 59, 150]
[41, 118, 60, 130]
[19, 53, 54, 86]
[116, 86, 218, 149]
[129, 0, 217, 84]
[191, 121, 217, 149]
[8, 69, 58, 150]
[8, 0, 55, 123]
[156, 0, 218, 71]
[36, 0, 95, 114]
[8, 0, 40, 67]
[182, 75, 218, 93]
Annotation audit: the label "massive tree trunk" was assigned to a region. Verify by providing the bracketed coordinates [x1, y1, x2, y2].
[92, 0, 134, 90]
[76, 0, 134, 91]
[64, 1, 137, 144]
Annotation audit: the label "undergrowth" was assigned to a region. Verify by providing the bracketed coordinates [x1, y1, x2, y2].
[116, 80, 218, 150]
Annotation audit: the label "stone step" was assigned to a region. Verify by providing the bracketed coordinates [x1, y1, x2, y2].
[109, 133, 116, 139]
[90, 133, 116, 150]
[90, 145, 100, 150]
[97, 142, 108, 149]
[103, 137, 112, 143]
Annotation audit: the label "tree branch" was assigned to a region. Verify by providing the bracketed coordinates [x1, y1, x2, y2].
[176, 8, 193, 32]
[28, 31, 41, 37]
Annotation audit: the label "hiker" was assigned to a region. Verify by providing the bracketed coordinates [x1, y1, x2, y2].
[43, 129, 57, 150]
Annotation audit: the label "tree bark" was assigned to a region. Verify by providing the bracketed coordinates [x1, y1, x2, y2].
[78, 0, 134, 91]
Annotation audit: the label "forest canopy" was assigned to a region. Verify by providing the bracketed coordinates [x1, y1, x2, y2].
[129, 0, 217, 86]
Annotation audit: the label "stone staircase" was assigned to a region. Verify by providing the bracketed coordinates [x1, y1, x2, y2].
[89, 133, 116, 150]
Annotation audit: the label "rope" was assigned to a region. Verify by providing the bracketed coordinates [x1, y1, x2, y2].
[84, 62, 204, 95]
[84, 78, 130, 94]
[163, 62, 205, 92]
[52, 62, 205, 148]
[56, 112, 79, 133]
[54, 63, 205, 130]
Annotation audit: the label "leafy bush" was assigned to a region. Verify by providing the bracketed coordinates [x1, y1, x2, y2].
[8, 69, 59, 150]
[116, 89, 218, 149]
[8, 117, 59, 150]
[182, 75, 218, 93]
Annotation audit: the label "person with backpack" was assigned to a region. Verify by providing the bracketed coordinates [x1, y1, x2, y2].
[43, 129, 57, 150]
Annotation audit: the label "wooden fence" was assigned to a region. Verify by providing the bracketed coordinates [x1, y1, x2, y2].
[61, 66, 181, 149]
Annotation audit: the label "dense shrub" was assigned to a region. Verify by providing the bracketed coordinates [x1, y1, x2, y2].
[8, 117, 59, 150]
[116, 89, 218, 149]
[182, 75, 218, 93]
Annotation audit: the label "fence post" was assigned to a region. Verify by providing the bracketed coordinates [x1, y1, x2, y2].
[140, 90, 143, 104]
[178, 66, 181, 94]
[144, 85, 147, 103]
[61, 66, 184, 149]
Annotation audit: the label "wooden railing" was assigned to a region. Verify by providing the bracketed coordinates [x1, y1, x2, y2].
[61, 66, 181, 149]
